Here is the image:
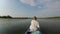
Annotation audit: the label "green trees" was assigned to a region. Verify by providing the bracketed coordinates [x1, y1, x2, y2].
[0, 15, 12, 18]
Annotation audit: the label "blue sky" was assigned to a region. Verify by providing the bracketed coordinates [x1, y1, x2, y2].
[0, 0, 60, 17]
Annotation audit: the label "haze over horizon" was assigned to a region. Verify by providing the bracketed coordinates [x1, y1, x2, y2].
[0, 0, 60, 17]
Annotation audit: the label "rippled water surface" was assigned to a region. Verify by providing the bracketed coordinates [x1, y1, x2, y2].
[0, 18, 60, 34]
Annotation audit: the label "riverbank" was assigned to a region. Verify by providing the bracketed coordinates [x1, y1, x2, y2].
[0, 17, 60, 19]
[0, 16, 60, 19]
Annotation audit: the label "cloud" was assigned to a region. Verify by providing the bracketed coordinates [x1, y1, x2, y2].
[20, 0, 52, 8]
[0, 0, 60, 17]
[20, 0, 36, 6]
[48, 1, 60, 9]
[19, 0, 60, 17]
[38, 0, 60, 17]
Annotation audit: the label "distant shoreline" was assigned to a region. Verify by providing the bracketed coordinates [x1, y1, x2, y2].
[0, 17, 60, 19]
[0, 15, 60, 19]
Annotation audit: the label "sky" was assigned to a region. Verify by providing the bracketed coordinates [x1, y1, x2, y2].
[0, 0, 60, 17]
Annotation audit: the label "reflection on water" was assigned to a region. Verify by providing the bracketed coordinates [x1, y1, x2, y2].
[0, 18, 60, 34]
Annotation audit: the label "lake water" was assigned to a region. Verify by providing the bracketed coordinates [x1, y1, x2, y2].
[0, 18, 60, 34]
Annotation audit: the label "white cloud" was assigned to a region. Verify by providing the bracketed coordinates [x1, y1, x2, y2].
[20, 0, 36, 6]
[38, 0, 60, 17]
[38, 6, 42, 8]
[20, 0, 60, 17]
[46, 0, 60, 9]
[20, 0, 52, 8]
[20, 0, 51, 5]
[0, 0, 60, 17]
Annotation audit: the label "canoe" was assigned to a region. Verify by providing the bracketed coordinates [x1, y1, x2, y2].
[25, 28, 42, 34]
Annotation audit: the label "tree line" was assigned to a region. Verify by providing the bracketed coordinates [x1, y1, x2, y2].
[0, 15, 12, 18]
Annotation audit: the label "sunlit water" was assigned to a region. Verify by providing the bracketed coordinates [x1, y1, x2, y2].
[0, 18, 60, 34]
